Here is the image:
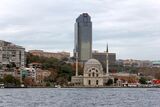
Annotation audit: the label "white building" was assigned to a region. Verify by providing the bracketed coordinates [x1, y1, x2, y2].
[0, 40, 25, 67]
[71, 59, 113, 87]
[83, 59, 104, 86]
[152, 61, 160, 68]
[18, 67, 37, 83]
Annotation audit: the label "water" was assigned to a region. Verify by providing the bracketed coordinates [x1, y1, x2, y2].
[0, 88, 160, 107]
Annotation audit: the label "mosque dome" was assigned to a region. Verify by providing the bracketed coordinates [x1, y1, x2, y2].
[84, 59, 103, 73]
[85, 59, 101, 65]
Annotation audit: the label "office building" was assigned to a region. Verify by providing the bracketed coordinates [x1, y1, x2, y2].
[92, 51, 116, 69]
[74, 13, 92, 61]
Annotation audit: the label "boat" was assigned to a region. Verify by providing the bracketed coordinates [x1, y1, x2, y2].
[0, 83, 4, 88]
[55, 85, 61, 88]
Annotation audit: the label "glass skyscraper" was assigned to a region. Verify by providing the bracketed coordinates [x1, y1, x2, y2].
[74, 13, 92, 61]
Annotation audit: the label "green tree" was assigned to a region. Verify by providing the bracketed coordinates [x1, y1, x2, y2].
[14, 78, 21, 86]
[46, 82, 50, 87]
[114, 78, 118, 83]
[11, 62, 16, 68]
[59, 64, 73, 81]
[3, 75, 15, 84]
[139, 77, 147, 84]
[3, 75, 21, 86]
[26, 52, 59, 69]
[107, 79, 113, 86]
[6, 64, 12, 69]
[0, 64, 2, 69]
[0, 78, 3, 83]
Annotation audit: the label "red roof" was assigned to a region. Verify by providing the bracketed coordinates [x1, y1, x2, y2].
[152, 80, 160, 84]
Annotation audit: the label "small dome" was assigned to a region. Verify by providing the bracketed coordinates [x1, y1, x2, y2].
[84, 59, 103, 74]
[85, 59, 101, 65]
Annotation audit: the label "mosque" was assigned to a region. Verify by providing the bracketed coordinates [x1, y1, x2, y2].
[71, 45, 114, 87]
[71, 13, 114, 87]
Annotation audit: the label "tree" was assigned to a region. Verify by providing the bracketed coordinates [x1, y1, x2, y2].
[139, 77, 147, 84]
[26, 52, 59, 69]
[3, 75, 21, 86]
[107, 79, 113, 86]
[0, 64, 2, 69]
[23, 77, 35, 86]
[114, 78, 118, 83]
[3, 75, 15, 84]
[56, 76, 68, 86]
[11, 62, 16, 68]
[0, 78, 3, 83]
[72, 63, 83, 75]
[59, 64, 73, 81]
[44, 69, 58, 84]
[46, 82, 50, 87]
[155, 72, 160, 79]
[14, 78, 21, 86]
[6, 64, 12, 69]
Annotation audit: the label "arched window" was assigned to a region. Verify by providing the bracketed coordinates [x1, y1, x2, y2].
[96, 80, 98, 85]
[88, 80, 91, 85]
[96, 74, 98, 77]
[92, 72, 95, 77]
[88, 73, 91, 77]
[96, 70, 98, 72]
[92, 68, 95, 70]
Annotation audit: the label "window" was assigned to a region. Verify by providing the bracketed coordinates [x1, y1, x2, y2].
[92, 68, 95, 70]
[92, 72, 95, 77]
[88, 80, 91, 85]
[88, 74, 91, 77]
[96, 80, 98, 85]
[96, 74, 99, 77]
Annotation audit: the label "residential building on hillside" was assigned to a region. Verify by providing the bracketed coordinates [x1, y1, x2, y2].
[0, 40, 25, 67]
[152, 61, 160, 68]
[36, 69, 51, 85]
[0, 70, 15, 78]
[119, 59, 152, 68]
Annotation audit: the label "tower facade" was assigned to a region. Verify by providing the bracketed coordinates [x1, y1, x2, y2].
[74, 13, 92, 61]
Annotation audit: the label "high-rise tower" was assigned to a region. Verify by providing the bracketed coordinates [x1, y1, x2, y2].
[74, 13, 92, 61]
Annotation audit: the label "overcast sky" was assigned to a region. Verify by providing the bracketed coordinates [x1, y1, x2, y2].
[0, 0, 160, 60]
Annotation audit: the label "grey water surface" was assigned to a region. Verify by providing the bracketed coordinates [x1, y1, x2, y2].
[0, 88, 160, 107]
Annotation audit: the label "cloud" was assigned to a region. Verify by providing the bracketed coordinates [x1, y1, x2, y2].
[0, 0, 160, 60]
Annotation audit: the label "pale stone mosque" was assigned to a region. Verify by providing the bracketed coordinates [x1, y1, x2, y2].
[71, 47, 114, 87]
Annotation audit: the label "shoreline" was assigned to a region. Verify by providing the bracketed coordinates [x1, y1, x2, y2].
[1, 86, 160, 88]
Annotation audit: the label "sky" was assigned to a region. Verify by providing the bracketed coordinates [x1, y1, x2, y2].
[0, 0, 160, 60]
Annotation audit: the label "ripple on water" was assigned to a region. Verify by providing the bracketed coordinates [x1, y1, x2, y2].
[0, 88, 160, 107]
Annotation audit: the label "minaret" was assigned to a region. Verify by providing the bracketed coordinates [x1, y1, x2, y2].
[75, 51, 78, 76]
[106, 44, 109, 75]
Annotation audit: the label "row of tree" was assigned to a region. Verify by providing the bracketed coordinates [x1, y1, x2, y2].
[26, 53, 73, 86]
[0, 75, 21, 87]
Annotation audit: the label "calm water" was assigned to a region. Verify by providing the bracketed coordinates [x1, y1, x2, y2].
[0, 88, 160, 107]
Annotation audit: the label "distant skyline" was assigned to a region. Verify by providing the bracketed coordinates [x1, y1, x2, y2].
[0, 0, 160, 60]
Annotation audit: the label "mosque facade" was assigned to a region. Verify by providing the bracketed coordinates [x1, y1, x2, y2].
[71, 59, 113, 87]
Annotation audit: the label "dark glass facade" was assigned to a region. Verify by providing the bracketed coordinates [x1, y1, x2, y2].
[74, 13, 92, 61]
[92, 52, 116, 69]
